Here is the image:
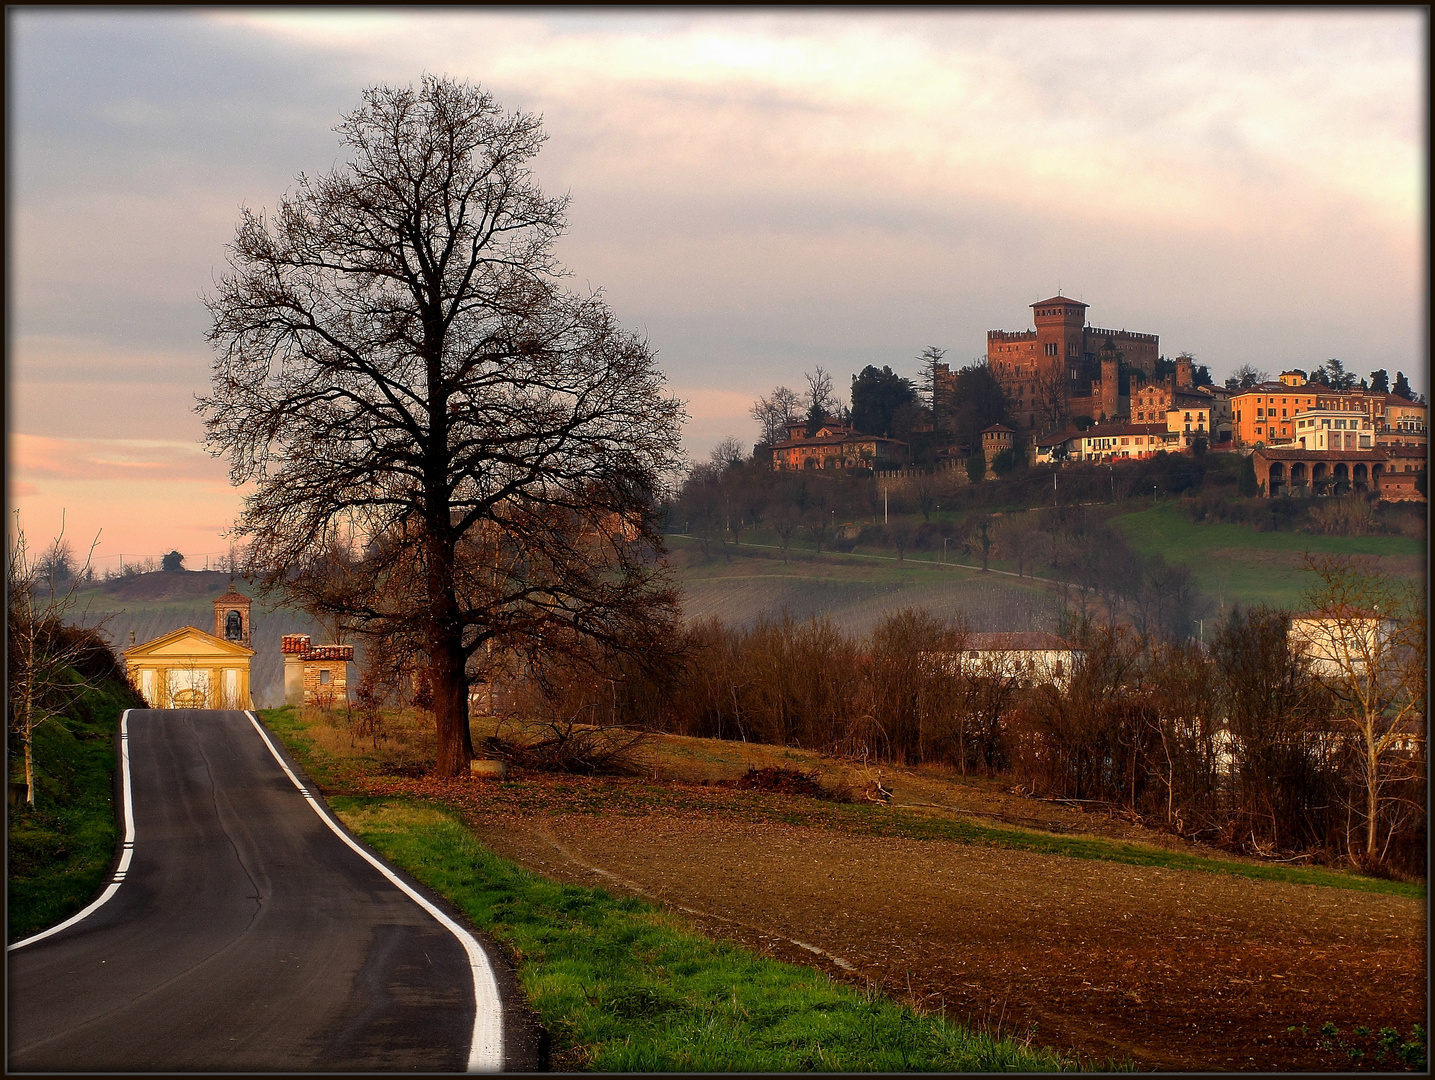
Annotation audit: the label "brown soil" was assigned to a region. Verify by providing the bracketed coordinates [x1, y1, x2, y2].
[468, 808, 1424, 1071]
[326, 723, 1426, 1071]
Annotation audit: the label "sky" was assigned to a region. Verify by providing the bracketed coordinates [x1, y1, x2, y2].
[7, 9, 1427, 569]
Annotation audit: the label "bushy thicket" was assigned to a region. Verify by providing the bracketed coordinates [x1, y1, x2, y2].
[510, 605, 1425, 876]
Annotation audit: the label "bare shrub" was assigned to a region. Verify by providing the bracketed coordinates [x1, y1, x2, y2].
[483, 719, 648, 776]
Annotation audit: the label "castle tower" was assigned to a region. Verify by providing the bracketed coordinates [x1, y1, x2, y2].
[213, 581, 252, 648]
[1098, 339, 1122, 420]
[1031, 295, 1088, 383]
[1175, 355, 1194, 389]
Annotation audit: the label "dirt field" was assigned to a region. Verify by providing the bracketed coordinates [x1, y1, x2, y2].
[467, 807, 1423, 1071]
[315, 719, 1425, 1072]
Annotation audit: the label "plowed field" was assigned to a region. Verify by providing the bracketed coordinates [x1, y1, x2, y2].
[463, 805, 1424, 1071]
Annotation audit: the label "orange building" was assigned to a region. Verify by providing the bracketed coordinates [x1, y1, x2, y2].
[281, 634, 354, 707]
[1233, 370, 1429, 449]
[1231, 381, 1320, 446]
[769, 418, 905, 471]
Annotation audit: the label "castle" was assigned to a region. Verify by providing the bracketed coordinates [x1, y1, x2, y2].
[937, 295, 1169, 435]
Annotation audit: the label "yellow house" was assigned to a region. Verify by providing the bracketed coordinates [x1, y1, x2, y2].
[122, 626, 255, 709]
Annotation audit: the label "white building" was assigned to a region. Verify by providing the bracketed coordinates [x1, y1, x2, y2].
[1288, 610, 1397, 677]
[955, 632, 1080, 689]
[1289, 410, 1375, 452]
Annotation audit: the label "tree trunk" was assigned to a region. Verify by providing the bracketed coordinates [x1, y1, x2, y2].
[1365, 728, 1380, 863]
[425, 526, 473, 778]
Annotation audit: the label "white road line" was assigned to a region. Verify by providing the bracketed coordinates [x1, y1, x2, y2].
[244, 712, 504, 1073]
[9, 710, 137, 953]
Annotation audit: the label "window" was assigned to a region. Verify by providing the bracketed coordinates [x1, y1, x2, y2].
[320, 669, 332, 685]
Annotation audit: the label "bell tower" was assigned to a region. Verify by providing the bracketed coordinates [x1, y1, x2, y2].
[213, 581, 252, 648]
[1031, 294, 1088, 379]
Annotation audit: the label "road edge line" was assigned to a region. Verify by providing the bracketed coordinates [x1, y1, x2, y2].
[8, 709, 137, 953]
[244, 711, 504, 1073]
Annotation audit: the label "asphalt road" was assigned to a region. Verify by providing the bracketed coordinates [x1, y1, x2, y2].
[8, 709, 540, 1072]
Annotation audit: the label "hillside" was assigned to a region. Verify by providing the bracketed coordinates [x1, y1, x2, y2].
[667, 538, 1061, 635]
[1109, 505, 1427, 610]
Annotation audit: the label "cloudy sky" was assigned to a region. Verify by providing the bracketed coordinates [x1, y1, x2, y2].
[7, 9, 1426, 568]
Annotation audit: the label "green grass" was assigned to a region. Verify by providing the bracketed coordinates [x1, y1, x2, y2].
[7, 678, 131, 943]
[831, 805, 1426, 900]
[1110, 504, 1425, 609]
[334, 798, 1077, 1072]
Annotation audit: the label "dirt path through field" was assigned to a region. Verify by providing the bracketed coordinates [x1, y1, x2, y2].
[469, 809, 1425, 1071]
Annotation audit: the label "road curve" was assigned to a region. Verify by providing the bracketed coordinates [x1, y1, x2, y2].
[8, 709, 539, 1072]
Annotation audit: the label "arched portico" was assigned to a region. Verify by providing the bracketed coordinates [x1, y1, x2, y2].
[1268, 461, 1286, 497]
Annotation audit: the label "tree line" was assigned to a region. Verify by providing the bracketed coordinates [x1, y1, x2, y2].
[501, 556, 1423, 876]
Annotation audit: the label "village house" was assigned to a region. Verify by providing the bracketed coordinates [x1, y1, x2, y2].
[1230, 379, 1321, 446]
[769, 417, 906, 472]
[281, 634, 354, 707]
[1289, 409, 1375, 451]
[956, 632, 1079, 690]
[1164, 401, 1226, 449]
[1288, 609, 1398, 678]
[1233, 369, 1428, 450]
[1032, 428, 1083, 464]
[1078, 422, 1181, 462]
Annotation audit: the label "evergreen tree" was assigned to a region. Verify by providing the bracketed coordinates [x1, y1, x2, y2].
[1392, 371, 1414, 400]
[850, 365, 918, 437]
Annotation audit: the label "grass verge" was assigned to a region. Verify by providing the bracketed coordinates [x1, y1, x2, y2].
[333, 797, 1076, 1071]
[846, 807, 1427, 900]
[7, 678, 133, 943]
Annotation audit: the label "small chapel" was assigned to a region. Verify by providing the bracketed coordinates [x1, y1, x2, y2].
[122, 583, 256, 709]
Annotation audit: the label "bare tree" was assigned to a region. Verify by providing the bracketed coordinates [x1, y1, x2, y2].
[1294, 555, 1427, 867]
[768, 502, 800, 562]
[1212, 605, 1329, 855]
[709, 436, 746, 471]
[199, 78, 685, 776]
[995, 514, 1038, 578]
[750, 386, 801, 445]
[967, 515, 995, 571]
[802, 366, 840, 435]
[1029, 363, 1070, 433]
[1225, 364, 1269, 391]
[7, 513, 106, 805]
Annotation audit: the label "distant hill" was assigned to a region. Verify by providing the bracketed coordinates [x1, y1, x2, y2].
[668, 542, 1061, 636]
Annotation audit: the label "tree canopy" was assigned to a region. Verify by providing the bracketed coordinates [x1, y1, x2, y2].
[200, 77, 685, 775]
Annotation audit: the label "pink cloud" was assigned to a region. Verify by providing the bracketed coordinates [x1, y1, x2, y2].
[9, 434, 230, 484]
